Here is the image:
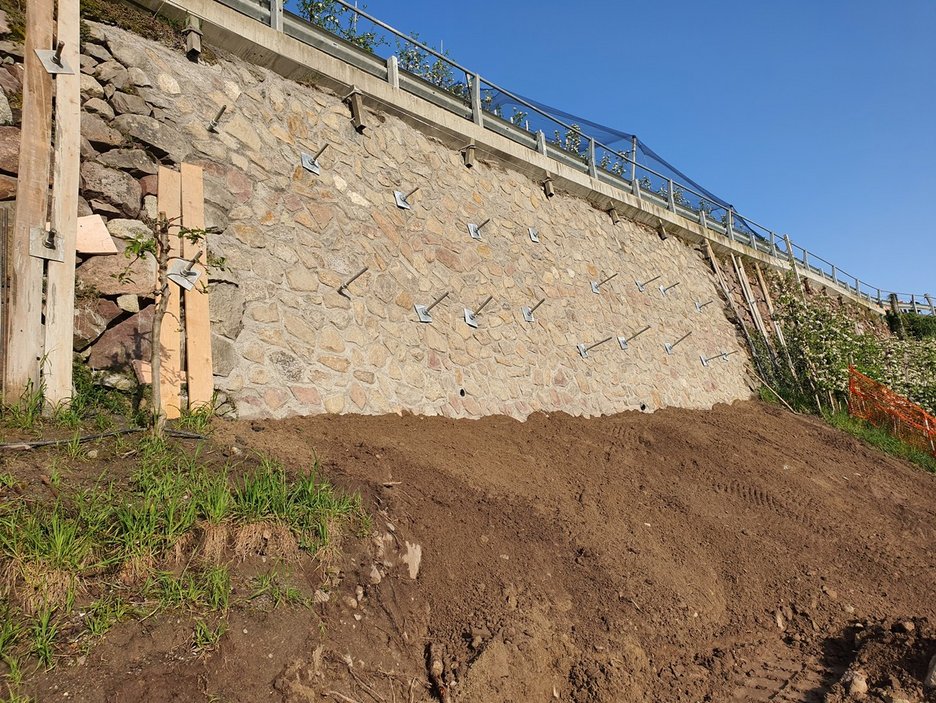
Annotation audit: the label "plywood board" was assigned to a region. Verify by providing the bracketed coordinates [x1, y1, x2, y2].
[157, 167, 183, 420]
[180, 163, 213, 409]
[43, 0, 82, 406]
[76, 214, 118, 254]
[4, 0, 54, 397]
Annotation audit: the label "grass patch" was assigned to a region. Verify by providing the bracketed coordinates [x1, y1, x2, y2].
[0, 434, 366, 673]
[823, 411, 936, 474]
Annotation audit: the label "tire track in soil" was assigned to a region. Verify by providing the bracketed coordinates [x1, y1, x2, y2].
[730, 645, 849, 702]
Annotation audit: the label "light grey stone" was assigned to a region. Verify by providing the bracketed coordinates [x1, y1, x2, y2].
[111, 113, 190, 163]
[110, 91, 151, 117]
[209, 281, 245, 339]
[80, 162, 141, 216]
[97, 148, 157, 175]
[127, 67, 151, 87]
[0, 92, 10, 126]
[211, 333, 237, 377]
[83, 43, 112, 63]
[81, 111, 124, 148]
[83, 97, 115, 121]
[80, 73, 105, 100]
[105, 218, 151, 241]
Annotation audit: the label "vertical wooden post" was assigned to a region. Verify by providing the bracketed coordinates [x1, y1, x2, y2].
[43, 0, 82, 407]
[157, 167, 183, 419]
[4, 0, 54, 398]
[180, 164, 213, 409]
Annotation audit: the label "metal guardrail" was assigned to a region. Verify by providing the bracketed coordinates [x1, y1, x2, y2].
[214, 0, 931, 316]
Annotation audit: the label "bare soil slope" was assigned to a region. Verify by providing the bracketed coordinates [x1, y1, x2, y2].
[30, 400, 936, 702]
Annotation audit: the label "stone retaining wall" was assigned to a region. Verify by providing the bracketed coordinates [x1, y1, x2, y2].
[12, 20, 754, 419]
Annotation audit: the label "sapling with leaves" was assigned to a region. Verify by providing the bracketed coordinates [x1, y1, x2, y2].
[115, 213, 224, 433]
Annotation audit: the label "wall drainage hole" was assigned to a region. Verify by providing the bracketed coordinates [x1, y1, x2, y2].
[640, 403, 647, 412]
[459, 388, 466, 397]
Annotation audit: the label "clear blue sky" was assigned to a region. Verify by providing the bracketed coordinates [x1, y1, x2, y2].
[311, 1, 935, 296]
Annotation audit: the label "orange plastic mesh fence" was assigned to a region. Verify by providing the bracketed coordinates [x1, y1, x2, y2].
[848, 366, 936, 457]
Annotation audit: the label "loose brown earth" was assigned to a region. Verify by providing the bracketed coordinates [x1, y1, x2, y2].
[24, 400, 936, 702]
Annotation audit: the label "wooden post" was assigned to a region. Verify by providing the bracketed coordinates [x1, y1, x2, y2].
[754, 261, 797, 379]
[703, 240, 764, 378]
[180, 164, 213, 409]
[157, 167, 183, 420]
[925, 294, 935, 316]
[43, 0, 82, 407]
[4, 0, 54, 398]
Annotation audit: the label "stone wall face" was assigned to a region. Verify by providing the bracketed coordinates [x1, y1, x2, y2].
[76, 24, 751, 419]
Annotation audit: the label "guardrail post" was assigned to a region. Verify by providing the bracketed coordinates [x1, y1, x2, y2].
[726, 208, 735, 241]
[470, 73, 483, 127]
[831, 266, 837, 284]
[386, 55, 399, 89]
[912, 294, 919, 314]
[270, 0, 283, 31]
[769, 231, 777, 256]
[535, 130, 547, 156]
[667, 178, 676, 212]
[855, 278, 861, 297]
[587, 138, 597, 178]
[802, 249, 809, 269]
[877, 288, 882, 305]
[925, 293, 935, 315]
[630, 135, 637, 183]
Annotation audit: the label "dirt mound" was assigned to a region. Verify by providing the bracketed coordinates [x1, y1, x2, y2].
[825, 619, 936, 703]
[22, 400, 936, 702]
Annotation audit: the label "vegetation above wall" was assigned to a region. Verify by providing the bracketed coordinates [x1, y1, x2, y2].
[767, 274, 936, 415]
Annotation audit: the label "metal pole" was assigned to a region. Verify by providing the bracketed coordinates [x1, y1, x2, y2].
[667, 178, 676, 212]
[630, 135, 637, 183]
[529, 298, 545, 314]
[474, 295, 493, 315]
[425, 291, 449, 313]
[588, 138, 597, 178]
[585, 337, 613, 352]
[726, 209, 735, 241]
[270, 0, 283, 31]
[625, 325, 651, 343]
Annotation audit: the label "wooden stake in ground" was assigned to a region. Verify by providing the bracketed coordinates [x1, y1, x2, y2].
[156, 167, 183, 420]
[4, 0, 54, 398]
[43, 0, 82, 407]
[180, 163, 213, 409]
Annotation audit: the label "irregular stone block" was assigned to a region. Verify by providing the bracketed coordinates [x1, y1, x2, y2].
[76, 237, 155, 297]
[110, 91, 151, 117]
[97, 148, 157, 175]
[209, 281, 245, 339]
[81, 111, 124, 149]
[81, 161, 140, 216]
[111, 113, 189, 163]
[83, 97, 114, 121]
[87, 305, 153, 371]
[74, 298, 121, 351]
[0, 125, 17, 175]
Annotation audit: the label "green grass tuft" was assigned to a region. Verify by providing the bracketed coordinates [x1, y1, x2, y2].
[824, 411, 936, 473]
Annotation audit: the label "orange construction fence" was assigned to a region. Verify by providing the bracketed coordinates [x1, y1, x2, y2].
[848, 366, 936, 458]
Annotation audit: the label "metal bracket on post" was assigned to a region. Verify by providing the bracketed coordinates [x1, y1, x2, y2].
[344, 86, 366, 133]
[29, 226, 64, 262]
[636, 274, 661, 293]
[464, 295, 493, 329]
[337, 266, 369, 297]
[521, 298, 545, 323]
[659, 281, 681, 296]
[182, 15, 203, 62]
[415, 291, 449, 324]
[608, 207, 620, 225]
[394, 187, 419, 210]
[168, 251, 204, 291]
[577, 336, 613, 360]
[695, 299, 715, 312]
[663, 331, 692, 355]
[701, 349, 739, 367]
[460, 141, 476, 169]
[467, 218, 490, 241]
[36, 40, 75, 75]
[543, 175, 555, 199]
[301, 143, 329, 175]
[528, 227, 540, 243]
[617, 325, 650, 350]
[656, 219, 668, 241]
[591, 272, 618, 295]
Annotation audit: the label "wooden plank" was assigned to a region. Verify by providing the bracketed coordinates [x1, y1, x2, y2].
[755, 261, 798, 380]
[157, 167, 183, 419]
[703, 240, 760, 372]
[76, 214, 118, 254]
[180, 163, 213, 409]
[43, 0, 82, 407]
[4, 0, 54, 398]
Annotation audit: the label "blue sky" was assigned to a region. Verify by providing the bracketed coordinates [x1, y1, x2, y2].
[307, 1, 935, 296]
